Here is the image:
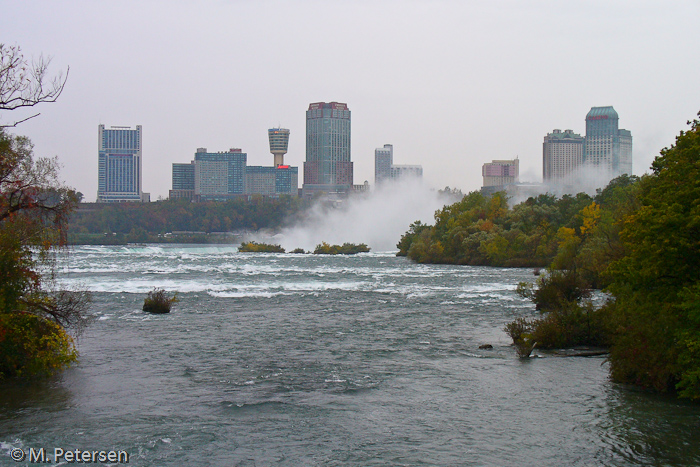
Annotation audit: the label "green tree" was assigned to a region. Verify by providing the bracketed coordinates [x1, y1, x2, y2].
[607, 112, 700, 397]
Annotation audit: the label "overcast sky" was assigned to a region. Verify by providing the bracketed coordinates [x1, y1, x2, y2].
[3, 0, 699, 201]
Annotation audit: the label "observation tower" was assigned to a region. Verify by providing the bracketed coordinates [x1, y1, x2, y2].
[268, 127, 290, 167]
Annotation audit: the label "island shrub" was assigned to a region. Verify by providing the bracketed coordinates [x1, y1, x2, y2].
[238, 241, 285, 253]
[143, 288, 178, 314]
[505, 301, 612, 353]
[503, 317, 536, 358]
[517, 270, 591, 313]
[313, 242, 370, 255]
[291, 248, 306, 254]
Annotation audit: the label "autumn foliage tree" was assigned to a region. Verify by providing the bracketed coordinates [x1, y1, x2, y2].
[0, 129, 91, 378]
[0, 44, 89, 379]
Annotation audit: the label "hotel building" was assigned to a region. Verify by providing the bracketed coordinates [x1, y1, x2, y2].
[543, 129, 584, 184]
[97, 124, 147, 202]
[584, 106, 633, 177]
[303, 102, 352, 198]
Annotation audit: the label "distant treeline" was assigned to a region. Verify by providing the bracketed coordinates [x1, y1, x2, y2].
[397, 189, 599, 268]
[68, 196, 306, 244]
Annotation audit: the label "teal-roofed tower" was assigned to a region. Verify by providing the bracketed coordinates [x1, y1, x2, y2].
[584, 106, 632, 178]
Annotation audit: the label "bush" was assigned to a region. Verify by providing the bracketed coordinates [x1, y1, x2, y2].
[143, 288, 178, 314]
[313, 242, 370, 255]
[291, 248, 306, 254]
[505, 302, 612, 355]
[0, 313, 77, 379]
[503, 317, 537, 358]
[532, 302, 610, 349]
[517, 270, 591, 312]
[238, 241, 285, 253]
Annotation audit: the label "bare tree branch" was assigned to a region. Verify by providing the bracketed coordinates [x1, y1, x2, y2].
[0, 113, 40, 128]
[0, 44, 69, 125]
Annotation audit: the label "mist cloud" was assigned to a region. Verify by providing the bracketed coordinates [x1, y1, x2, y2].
[268, 179, 453, 252]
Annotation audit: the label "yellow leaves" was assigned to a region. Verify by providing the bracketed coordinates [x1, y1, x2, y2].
[580, 202, 601, 236]
[552, 226, 582, 271]
[556, 226, 578, 248]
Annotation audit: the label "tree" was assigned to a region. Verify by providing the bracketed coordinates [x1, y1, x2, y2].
[0, 128, 90, 378]
[0, 44, 69, 127]
[606, 112, 700, 398]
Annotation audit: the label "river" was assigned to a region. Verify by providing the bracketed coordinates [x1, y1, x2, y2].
[1, 245, 699, 466]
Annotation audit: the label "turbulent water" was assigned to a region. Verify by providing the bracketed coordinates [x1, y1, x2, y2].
[1, 245, 699, 466]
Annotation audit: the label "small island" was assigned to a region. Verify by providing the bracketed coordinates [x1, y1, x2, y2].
[238, 241, 285, 253]
[313, 242, 370, 255]
[143, 288, 179, 314]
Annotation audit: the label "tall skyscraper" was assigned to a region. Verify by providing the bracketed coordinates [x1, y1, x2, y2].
[584, 106, 632, 178]
[97, 124, 144, 202]
[268, 128, 290, 167]
[543, 129, 584, 184]
[303, 102, 352, 197]
[375, 144, 393, 185]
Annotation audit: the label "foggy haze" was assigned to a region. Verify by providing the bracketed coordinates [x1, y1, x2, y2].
[507, 166, 623, 205]
[269, 179, 453, 252]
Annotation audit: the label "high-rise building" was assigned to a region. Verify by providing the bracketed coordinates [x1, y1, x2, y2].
[169, 162, 195, 200]
[543, 129, 584, 183]
[303, 102, 352, 197]
[268, 128, 290, 167]
[194, 148, 247, 200]
[482, 159, 519, 188]
[375, 144, 393, 184]
[584, 106, 632, 178]
[97, 124, 145, 202]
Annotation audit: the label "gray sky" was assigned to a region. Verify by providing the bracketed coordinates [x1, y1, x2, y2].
[3, 0, 699, 201]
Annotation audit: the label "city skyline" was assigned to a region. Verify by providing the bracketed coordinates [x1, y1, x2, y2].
[3, 2, 699, 201]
